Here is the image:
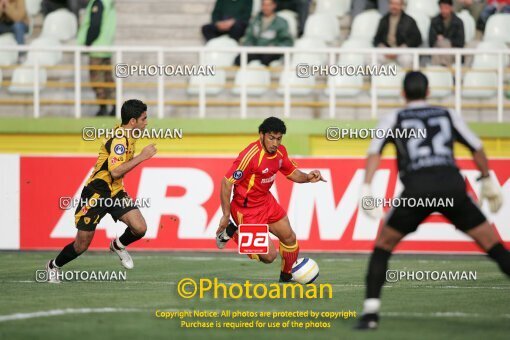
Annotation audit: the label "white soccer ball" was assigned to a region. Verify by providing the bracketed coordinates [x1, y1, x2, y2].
[291, 258, 319, 284]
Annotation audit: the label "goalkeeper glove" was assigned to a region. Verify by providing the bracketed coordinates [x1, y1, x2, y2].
[479, 175, 503, 213]
[360, 183, 384, 219]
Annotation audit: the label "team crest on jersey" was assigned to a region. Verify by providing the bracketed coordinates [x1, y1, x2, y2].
[233, 170, 243, 180]
[114, 144, 126, 155]
[84, 217, 91, 224]
[111, 157, 118, 164]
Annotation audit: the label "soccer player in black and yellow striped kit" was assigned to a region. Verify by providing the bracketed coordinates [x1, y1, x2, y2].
[45, 99, 157, 283]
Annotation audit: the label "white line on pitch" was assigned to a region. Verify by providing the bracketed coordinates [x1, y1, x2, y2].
[0, 308, 147, 322]
[382, 311, 510, 319]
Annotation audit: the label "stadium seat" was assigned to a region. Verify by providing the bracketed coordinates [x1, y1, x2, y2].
[338, 39, 373, 66]
[8, 66, 47, 94]
[457, 10, 476, 44]
[41, 9, 77, 41]
[406, 0, 439, 18]
[277, 69, 315, 96]
[472, 41, 509, 69]
[204, 36, 238, 67]
[187, 70, 226, 96]
[462, 71, 497, 99]
[291, 38, 328, 66]
[0, 33, 18, 66]
[303, 13, 340, 43]
[349, 9, 382, 42]
[25, 0, 42, 36]
[25, 0, 42, 16]
[315, 0, 352, 18]
[252, 0, 261, 17]
[371, 64, 405, 98]
[424, 66, 453, 99]
[407, 11, 431, 46]
[232, 60, 271, 96]
[325, 73, 364, 97]
[483, 13, 510, 43]
[277, 10, 299, 39]
[25, 37, 63, 66]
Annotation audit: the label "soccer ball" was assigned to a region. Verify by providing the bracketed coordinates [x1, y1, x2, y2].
[291, 258, 319, 284]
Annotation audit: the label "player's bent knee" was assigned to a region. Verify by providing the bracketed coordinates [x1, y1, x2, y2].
[74, 240, 90, 254]
[280, 231, 297, 246]
[261, 252, 277, 264]
[129, 223, 147, 238]
[136, 224, 147, 237]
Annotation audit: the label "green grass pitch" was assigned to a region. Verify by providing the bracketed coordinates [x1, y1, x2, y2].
[0, 251, 509, 340]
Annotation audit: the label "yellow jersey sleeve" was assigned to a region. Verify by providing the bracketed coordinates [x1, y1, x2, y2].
[108, 138, 128, 172]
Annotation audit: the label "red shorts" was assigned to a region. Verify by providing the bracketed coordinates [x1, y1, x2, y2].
[231, 194, 286, 225]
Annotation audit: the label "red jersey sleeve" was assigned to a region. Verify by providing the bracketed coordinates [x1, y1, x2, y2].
[225, 143, 258, 184]
[279, 145, 298, 177]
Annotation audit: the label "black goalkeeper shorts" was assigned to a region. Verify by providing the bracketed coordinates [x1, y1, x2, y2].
[386, 169, 487, 235]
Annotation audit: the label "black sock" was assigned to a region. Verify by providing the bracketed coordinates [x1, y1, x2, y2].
[118, 227, 143, 247]
[366, 247, 392, 299]
[280, 272, 292, 282]
[54, 242, 81, 268]
[226, 221, 238, 238]
[487, 243, 510, 277]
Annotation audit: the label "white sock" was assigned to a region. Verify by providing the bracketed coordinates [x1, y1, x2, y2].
[363, 298, 381, 314]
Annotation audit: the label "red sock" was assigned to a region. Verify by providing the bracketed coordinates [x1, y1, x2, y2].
[279, 241, 299, 274]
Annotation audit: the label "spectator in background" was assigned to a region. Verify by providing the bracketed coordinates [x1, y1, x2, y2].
[202, 0, 252, 42]
[352, 0, 389, 19]
[275, 0, 311, 36]
[373, 0, 422, 69]
[454, 0, 485, 23]
[235, 0, 293, 66]
[42, 0, 88, 19]
[430, 0, 465, 66]
[477, 0, 510, 32]
[77, 0, 116, 117]
[0, 0, 29, 46]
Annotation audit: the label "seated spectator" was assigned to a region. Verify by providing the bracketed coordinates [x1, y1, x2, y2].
[235, 0, 293, 66]
[430, 0, 465, 66]
[477, 0, 510, 32]
[454, 0, 485, 23]
[202, 0, 252, 42]
[352, 0, 389, 19]
[275, 0, 311, 36]
[0, 0, 28, 46]
[373, 0, 422, 69]
[42, 0, 87, 20]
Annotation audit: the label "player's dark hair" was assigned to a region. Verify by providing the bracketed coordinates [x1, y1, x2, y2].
[438, 0, 453, 6]
[259, 116, 287, 135]
[121, 99, 147, 125]
[403, 71, 428, 101]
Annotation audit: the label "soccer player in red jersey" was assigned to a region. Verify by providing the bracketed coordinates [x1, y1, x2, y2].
[216, 117, 326, 282]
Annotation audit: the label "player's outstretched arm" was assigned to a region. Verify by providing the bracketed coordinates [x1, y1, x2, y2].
[287, 170, 327, 183]
[110, 143, 157, 180]
[363, 153, 381, 185]
[361, 153, 384, 219]
[217, 177, 234, 233]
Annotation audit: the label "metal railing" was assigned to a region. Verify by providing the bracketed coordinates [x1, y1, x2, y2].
[0, 45, 509, 121]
